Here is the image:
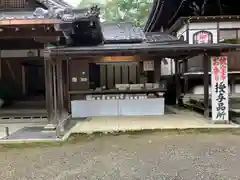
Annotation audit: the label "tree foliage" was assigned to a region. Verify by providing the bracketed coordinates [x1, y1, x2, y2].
[78, 0, 153, 27]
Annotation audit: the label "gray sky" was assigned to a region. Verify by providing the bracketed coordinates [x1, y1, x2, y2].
[65, 0, 80, 7]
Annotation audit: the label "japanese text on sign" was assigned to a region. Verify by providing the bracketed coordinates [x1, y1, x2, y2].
[211, 56, 229, 121]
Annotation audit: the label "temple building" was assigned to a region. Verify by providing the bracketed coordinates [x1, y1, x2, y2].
[0, 0, 240, 139]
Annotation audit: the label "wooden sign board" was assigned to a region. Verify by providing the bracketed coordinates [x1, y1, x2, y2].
[102, 56, 136, 62]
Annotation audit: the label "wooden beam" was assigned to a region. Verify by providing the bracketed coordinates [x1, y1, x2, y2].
[33, 37, 60, 43]
[0, 29, 61, 38]
[0, 39, 43, 49]
[0, 19, 61, 26]
[102, 56, 136, 62]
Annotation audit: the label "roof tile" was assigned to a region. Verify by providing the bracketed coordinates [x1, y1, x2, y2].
[101, 22, 146, 43]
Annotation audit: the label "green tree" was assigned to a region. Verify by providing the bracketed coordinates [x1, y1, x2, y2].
[78, 0, 153, 27]
[78, 0, 106, 9]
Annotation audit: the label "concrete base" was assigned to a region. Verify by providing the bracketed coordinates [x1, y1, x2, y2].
[0, 119, 79, 143]
[0, 122, 47, 139]
[212, 120, 229, 124]
[69, 108, 240, 134]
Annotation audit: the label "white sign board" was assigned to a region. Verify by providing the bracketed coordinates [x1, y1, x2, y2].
[193, 31, 213, 44]
[196, 32, 210, 44]
[143, 61, 154, 71]
[211, 56, 229, 122]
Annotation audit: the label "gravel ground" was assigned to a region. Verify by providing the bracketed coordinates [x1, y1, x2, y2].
[0, 133, 240, 180]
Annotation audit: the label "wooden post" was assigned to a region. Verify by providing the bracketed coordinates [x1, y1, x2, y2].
[44, 58, 55, 127]
[56, 59, 64, 121]
[183, 59, 188, 94]
[175, 59, 181, 105]
[21, 65, 26, 95]
[52, 61, 58, 125]
[0, 50, 2, 79]
[203, 54, 209, 118]
[154, 58, 161, 83]
[65, 60, 71, 112]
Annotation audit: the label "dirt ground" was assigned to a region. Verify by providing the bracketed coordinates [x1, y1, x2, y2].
[0, 133, 240, 180]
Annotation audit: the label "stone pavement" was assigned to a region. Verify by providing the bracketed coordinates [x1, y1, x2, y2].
[70, 112, 240, 134]
[0, 133, 240, 179]
[0, 122, 47, 139]
[0, 108, 239, 143]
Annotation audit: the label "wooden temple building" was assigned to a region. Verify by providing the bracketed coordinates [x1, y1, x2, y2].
[1, 0, 240, 137]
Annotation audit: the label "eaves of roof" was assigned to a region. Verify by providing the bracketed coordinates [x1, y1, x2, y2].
[48, 43, 240, 58]
[0, 11, 54, 21]
[145, 32, 187, 44]
[168, 15, 240, 34]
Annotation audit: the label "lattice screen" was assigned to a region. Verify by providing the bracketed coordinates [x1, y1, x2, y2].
[0, 0, 26, 8]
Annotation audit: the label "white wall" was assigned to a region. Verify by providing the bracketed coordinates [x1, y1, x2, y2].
[176, 25, 187, 40]
[161, 58, 175, 76]
[188, 22, 218, 44]
[162, 20, 240, 75]
[219, 22, 240, 29]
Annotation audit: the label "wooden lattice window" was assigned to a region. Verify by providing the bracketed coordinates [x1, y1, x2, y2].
[0, 0, 26, 8]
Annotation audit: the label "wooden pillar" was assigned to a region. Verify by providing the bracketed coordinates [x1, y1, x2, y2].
[65, 60, 71, 112]
[183, 59, 188, 94]
[52, 61, 58, 125]
[44, 59, 55, 126]
[154, 58, 161, 83]
[0, 50, 2, 79]
[61, 60, 69, 112]
[230, 78, 235, 94]
[56, 59, 64, 120]
[21, 65, 26, 95]
[203, 54, 209, 118]
[175, 59, 181, 105]
[139, 61, 145, 84]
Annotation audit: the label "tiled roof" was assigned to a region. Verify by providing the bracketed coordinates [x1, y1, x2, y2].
[0, 2, 101, 22]
[49, 43, 240, 57]
[0, 11, 50, 20]
[101, 22, 146, 43]
[0, 0, 75, 21]
[145, 32, 187, 44]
